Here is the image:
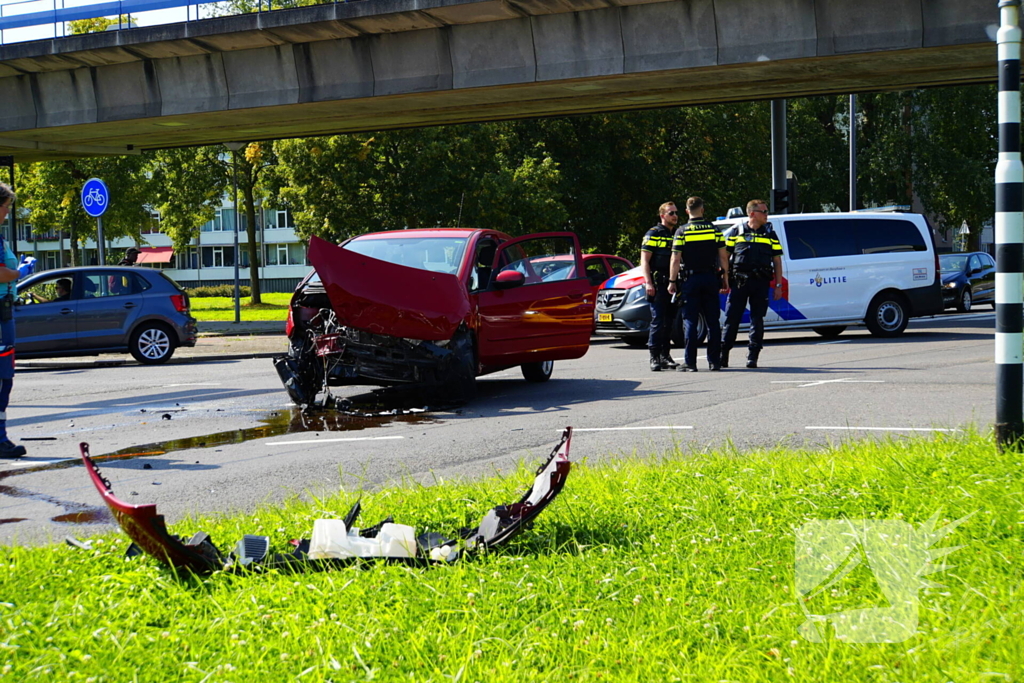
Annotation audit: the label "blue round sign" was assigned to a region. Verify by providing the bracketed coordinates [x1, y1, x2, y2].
[81, 178, 109, 217]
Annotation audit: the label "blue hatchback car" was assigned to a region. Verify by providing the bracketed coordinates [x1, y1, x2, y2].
[14, 266, 197, 364]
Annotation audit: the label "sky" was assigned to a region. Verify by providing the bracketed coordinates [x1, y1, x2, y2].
[1, 0, 193, 44]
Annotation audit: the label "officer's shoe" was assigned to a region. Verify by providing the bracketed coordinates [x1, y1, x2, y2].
[678, 365, 698, 372]
[650, 352, 662, 372]
[720, 350, 730, 369]
[746, 352, 759, 369]
[709, 364, 721, 371]
[660, 354, 679, 370]
[0, 440, 27, 459]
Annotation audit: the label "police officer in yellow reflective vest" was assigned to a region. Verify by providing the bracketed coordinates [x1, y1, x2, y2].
[721, 199, 784, 369]
[640, 202, 680, 371]
[668, 197, 729, 371]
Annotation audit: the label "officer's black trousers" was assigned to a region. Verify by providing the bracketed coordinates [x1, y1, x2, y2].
[647, 285, 674, 355]
[682, 272, 722, 368]
[722, 276, 770, 354]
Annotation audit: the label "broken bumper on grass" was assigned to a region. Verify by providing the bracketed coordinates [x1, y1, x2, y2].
[79, 427, 573, 574]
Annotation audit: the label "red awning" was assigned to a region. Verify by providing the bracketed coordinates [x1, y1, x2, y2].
[136, 247, 174, 264]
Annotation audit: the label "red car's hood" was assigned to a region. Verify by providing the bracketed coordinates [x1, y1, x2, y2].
[308, 236, 471, 341]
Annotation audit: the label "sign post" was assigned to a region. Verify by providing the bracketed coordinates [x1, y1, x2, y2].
[81, 178, 109, 265]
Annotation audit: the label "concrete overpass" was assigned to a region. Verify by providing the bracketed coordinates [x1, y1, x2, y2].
[0, 0, 1000, 162]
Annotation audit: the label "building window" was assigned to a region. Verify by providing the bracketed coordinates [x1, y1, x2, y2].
[265, 243, 305, 266]
[269, 209, 293, 229]
[201, 246, 235, 268]
[142, 211, 162, 235]
[175, 248, 198, 270]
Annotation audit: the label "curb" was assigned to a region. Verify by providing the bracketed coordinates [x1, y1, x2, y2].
[19, 351, 282, 370]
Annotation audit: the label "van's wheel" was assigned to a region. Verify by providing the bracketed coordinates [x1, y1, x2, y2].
[865, 292, 909, 337]
[522, 360, 554, 382]
[129, 323, 176, 364]
[812, 326, 846, 339]
[957, 287, 973, 312]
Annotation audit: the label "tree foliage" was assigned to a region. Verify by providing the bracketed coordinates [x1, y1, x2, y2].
[148, 146, 229, 251]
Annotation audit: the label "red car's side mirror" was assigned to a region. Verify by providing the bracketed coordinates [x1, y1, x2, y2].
[493, 270, 526, 290]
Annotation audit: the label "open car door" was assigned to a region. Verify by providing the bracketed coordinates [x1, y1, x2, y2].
[475, 232, 593, 367]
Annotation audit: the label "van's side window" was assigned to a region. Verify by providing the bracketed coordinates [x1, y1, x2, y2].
[857, 219, 927, 254]
[785, 219, 925, 260]
[784, 220, 859, 259]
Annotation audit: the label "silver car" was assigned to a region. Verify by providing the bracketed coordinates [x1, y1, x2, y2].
[14, 266, 197, 364]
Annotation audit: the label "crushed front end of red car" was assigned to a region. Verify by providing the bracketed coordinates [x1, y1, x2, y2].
[275, 235, 477, 405]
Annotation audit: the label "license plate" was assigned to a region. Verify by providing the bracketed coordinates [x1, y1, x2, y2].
[598, 313, 613, 322]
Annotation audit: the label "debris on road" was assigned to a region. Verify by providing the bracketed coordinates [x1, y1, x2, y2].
[79, 428, 574, 574]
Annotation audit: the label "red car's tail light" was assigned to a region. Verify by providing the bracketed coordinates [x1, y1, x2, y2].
[170, 294, 188, 313]
[285, 306, 294, 337]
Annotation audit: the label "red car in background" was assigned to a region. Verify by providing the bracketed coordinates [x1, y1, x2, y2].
[275, 228, 596, 405]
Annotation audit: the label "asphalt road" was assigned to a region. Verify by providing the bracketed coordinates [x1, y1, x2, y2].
[0, 311, 996, 546]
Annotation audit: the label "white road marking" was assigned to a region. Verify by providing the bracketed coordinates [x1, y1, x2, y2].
[805, 426, 960, 432]
[771, 378, 885, 388]
[569, 426, 693, 432]
[266, 435, 405, 446]
[815, 339, 852, 345]
[925, 312, 994, 323]
[161, 383, 222, 387]
[0, 457, 71, 472]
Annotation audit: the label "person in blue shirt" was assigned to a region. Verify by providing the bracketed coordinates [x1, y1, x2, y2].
[0, 182, 34, 459]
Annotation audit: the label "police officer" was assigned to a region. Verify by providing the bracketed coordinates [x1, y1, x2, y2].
[0, 183, 30, 459]
[721, 199, 784, 369]
[640, 202, 680, 371]
[668, 197, 729, 371]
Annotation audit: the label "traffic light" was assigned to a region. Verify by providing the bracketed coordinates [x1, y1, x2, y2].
[771, 172, 800, 214]
[772, 188, 789, 214]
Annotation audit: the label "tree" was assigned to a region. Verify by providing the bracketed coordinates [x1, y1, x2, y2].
[910, 85, 997, 250]
[270, 124, 567, 244]
[148, 146, 229, 252]
[233, 142, 277, 304]
[17, 155, 152, 264]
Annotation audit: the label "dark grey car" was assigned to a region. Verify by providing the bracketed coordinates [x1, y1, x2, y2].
[14, 266, 197, 364]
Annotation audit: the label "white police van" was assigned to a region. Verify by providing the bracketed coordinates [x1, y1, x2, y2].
[718, 211, 943, 337]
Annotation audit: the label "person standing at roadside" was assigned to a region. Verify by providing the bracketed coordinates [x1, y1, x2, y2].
[0, 183, 28, 458]
[118, 247, 141, 266]
[720, 199, 784, 369]
[668, 197, 729, 371]
[640, 202, 680, 371]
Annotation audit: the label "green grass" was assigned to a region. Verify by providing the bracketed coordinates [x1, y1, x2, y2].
[1, 431, 1020, 682]
[189, 293, 292, 322]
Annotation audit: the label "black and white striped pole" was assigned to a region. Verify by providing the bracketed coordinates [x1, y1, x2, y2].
[996, 0, 1024, 449]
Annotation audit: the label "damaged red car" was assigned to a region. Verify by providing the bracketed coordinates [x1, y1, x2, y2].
[275, 229, 594, 404]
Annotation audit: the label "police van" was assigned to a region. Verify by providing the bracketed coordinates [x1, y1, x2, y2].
[594, 211, 943, 342]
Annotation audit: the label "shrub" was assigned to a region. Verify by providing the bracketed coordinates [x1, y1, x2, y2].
[187, 284, 252, 298]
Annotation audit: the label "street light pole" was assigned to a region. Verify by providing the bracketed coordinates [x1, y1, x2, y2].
[224, 142, 245, 325]
[849, 94, 857, 212]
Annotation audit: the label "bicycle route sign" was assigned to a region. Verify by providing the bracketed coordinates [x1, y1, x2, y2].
[81, 178, 109, 218]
